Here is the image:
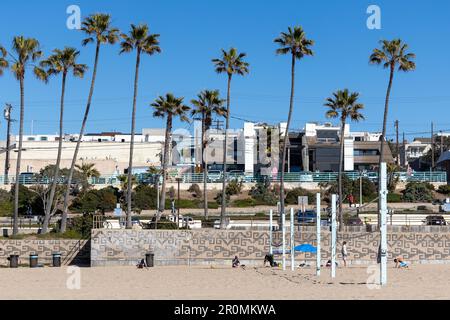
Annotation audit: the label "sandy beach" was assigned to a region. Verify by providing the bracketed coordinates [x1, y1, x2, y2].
[0, 264, 449, 300]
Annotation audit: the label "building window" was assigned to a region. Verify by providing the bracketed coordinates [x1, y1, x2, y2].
[354, 149, 380, 156]
[27, 137, 36, 141]
[40, 137, 48, 141]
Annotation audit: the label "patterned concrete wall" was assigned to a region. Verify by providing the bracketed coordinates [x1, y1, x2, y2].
[0, 239, 90, 266]
[91, 229, 450, 267]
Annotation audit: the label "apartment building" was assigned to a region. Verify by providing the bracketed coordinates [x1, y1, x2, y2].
[4, 129, 166, 176]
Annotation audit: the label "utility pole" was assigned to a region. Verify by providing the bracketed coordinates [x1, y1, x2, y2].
[394, 120, 399, 166]
[3, 104, 13, 185]
[214, 119, 224, 131]
[440, 131, 444, 156]
[431, 122, 435, 170]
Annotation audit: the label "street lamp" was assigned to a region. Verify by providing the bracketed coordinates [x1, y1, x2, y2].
[176, 177, 182, 229]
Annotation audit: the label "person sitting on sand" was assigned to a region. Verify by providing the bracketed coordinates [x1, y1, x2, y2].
[325, 260, 338, 267]
[394, 257, 409, 269]
[264, 254, 279, 268]
[232, 256, 240, 268]
[136, 259, 148, 269]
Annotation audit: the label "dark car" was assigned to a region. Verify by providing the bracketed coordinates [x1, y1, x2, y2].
[296, 210, 317, 224]
[345, 216, 364, 226]
[424, 215, 447, 226]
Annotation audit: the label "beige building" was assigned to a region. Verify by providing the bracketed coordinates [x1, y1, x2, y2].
[1, 130, 165, 176]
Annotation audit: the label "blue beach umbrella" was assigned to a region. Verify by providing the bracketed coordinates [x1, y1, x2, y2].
[294, 244, 317, 254]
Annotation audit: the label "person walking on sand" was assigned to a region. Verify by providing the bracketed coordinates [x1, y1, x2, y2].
[342, 241, 348, 267]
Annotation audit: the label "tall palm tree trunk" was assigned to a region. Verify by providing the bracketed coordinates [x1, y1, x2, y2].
[379, 65, 394, 165]
[13, 77, 25, 236]
[202, 113, 208, 220]
[42, 72, 67, 234]
[4, 112, 11, 185]
[60, 41, 100, 233]
[338, 120, 345, 232]
[378, 64, 395, 224]
[159, 115, 172, 214]
[220, 75, 232, 228]
[126, 48, 141, 229]
[279, 55, 296, 229]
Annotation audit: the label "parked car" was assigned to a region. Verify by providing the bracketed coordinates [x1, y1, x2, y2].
[296, 210, 317, 224]
[299, 174, 314, 182]
[424, 215, 447, 226]
[227, 170, 245, 182]
[207, 170, 223, 182]
[345, 216, 363, 226]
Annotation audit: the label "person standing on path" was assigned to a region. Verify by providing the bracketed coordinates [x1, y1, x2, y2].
[342, 241, 348, 267]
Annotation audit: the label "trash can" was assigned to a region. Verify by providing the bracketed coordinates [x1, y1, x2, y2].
[52, 253, 61, 267]
[8, 255, 19, 268]
[29, 254, 38, 268]
[145, 252, 154, 267]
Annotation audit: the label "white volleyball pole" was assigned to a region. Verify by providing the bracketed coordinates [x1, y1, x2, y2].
[290, 208, 295, 271]
[269, 209, 273, 255]
[380, 162, 388, 286]
[316, 193, 321, 277]
[282, 209, 286, 271]
[331, 194, 337, 279]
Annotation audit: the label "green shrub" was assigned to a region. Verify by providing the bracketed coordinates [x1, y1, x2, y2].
[226, 179, 243, 196]
[133, 185, 157, 211]
[285, 188, 315, 205]
[387, 193, 402, 203]
[437, 185, 450, 195]
[188, 184, 202, 198]
[214, 191, 230, 205]
[0, 189, 12, 217]
[70, 187, 118, 213]
[232, 198, 257, 208]
[321, 175, 377, 204]
[402, 182, 434, 203]
[65, 213, 93, 238]
[249, 180, 278, 205]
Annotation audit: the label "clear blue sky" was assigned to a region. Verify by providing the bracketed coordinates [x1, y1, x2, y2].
[0, 0, 449, 141]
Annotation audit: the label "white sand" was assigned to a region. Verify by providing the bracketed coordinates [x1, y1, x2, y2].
[0, 265, 449, 300]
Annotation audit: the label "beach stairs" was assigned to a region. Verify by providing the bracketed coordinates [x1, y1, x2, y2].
[61, 236, 91, 266]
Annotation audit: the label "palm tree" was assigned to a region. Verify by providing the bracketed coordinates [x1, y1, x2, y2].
[274, 26, 314, 228]
[120, 24, 161, 229]
[0, 47, 8, 182]
[324, 89, 365, 231]
[370, 39, 415, 220]
[212, 48, 249, 228]
[151, 94, 190, 216]
[75, 163, 100, 180]
[6, 36, 43, 236]
[60, 14, 119, 233]
[369, 39, 415, 167]
[36, 48, 87, 234]
[0, 46, 8, 76]
[191, 90, 226, 220]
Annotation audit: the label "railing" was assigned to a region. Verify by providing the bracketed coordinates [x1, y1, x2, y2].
[0, 171, 446, 186]
[176, 171, 447, 184]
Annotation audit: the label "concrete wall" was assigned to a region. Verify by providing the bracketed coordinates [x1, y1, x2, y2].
[0, 239, 90, 266]
[91, 229, 450, 267]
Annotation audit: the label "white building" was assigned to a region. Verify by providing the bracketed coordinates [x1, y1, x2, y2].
[400, 138, 432, 166]
[6, 129, 167, 176]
